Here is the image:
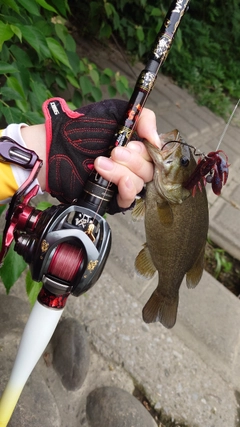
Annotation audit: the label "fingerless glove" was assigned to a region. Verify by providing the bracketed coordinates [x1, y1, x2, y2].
[43, 97, 127, 204]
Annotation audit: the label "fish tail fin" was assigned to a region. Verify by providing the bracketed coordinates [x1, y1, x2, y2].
[142, 290, 179, 329]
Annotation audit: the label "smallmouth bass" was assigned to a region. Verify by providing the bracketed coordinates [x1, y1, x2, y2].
[132, 130, 209, 329]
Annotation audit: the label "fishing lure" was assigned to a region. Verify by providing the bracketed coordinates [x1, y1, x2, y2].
[183, 149, 229, 196]
[162, 99, 240, 197]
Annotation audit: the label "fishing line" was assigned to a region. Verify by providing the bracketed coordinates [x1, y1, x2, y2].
[160, 139, 205, 158]
[48, 243, 84, 282]
[216, 98, 240, 151]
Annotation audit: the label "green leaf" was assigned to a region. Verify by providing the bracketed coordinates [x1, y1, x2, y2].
[116, 79, 127, 95]
[29, 81, 51, 111]
[1, 86, 23, 101]
[55, 74, 67, 89]
[1, 0, 21, 14]
[17, 0, 40, 16]
[1, 43, 10, 62]
[35, 0, 58, 13]
[119, 75, 129, 89]
[79, 75, 93, 96]
[22, 110, 44, 125]
[0, 236, 27, 293]
[18, 25, 50, 59]
[25, 269, 42, 306]
[104, 2, 114, 18]
[10, 25, 22, 41]
[65, 34, 76, 53]
[16, 99, 29, 112]
[44, 70, 56, 88]
[136, 26, 144, 42]
[79, 58, 88, 73]
[66, 74, 80, 89]
[10, 45, 33, 67]
[103, 68, 114, 77]
[36, 201, 52, 210]
[2, 105, 24, 123]
[91, 86, 102, 102]
[100, 22, 112, 39]
[50, 0, 70, 17]
[0, 62, 18, 74]
[46, 37, 72, 68]
[54, 22, 68, 46]
[7, 76, 25, 99]
[100, 73, 111, 85]
[150, 7, 162, 17]
[108, 85, 117, 97]
[67, 51, 82, 75]
[89, 68, 99, 86]
[175, 29, 183, 52]
[0, 22, 14, 50]
[72, 90, 83, 108]
[15, 64, 31, 94]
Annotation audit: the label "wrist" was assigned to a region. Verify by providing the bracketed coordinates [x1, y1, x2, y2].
[20, 124, 47, 191]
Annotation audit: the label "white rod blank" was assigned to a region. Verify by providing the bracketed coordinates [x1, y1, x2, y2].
[0, 300, 64, 427]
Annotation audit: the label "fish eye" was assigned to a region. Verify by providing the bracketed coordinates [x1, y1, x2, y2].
[180, 156, 189, 167]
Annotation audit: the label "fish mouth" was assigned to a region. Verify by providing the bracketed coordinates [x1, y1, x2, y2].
[160, 131, 191, 163]
[144, 129, 192, 167]
[161, 142, 191, 165]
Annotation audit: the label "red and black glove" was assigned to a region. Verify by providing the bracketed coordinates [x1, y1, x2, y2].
[43, 97, 128, 209]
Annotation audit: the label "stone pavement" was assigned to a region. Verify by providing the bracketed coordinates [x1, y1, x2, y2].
[1, 41, 240, 426]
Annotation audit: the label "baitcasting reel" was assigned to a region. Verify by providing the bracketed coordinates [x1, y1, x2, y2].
[0, 137, 111, 305]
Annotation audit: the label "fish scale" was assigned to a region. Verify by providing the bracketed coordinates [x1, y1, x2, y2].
[132, 130, 209, 329]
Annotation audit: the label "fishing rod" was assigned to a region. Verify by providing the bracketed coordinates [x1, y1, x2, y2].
[78, 0, 190, 217]
[0, 0, 190, 425]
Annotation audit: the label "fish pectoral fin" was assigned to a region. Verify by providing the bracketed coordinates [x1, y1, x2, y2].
[132, 198, 146, 221]
[142, 289, 179, 329]
[186, 244, 205, 289]
[135, 243, 156, 279]
[157, 202, 174, 227]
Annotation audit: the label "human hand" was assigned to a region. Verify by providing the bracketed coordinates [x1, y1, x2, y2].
[95, 108, 159, 210]
[43, 97, 159, 212]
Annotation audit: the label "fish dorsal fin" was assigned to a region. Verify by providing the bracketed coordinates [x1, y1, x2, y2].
[157, 202, 174, 227]
[135, 243, 156, 279]
[142, 289, 179, 329]
[186, 244, 205, 288]
[132, 198, 145, 221]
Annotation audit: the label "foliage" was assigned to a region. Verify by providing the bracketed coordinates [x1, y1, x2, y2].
[162, 1, 240, 119]
[206, 238, 233, 279]
[0, 233, 27, 293]
[0, 0, 131, 126]
[70, 0, 167, 59]
[213, 248, 233, 279]
[1, 0, 239, 121]
[70, 0, 240, 119]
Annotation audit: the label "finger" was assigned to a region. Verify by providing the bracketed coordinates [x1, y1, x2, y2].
[94, 157, 146, 208]
[110, 145, 153, 183]
[116, 175, 143, 209]
[126, 140, 152, 162]
[94, 156, 146, 190]
[135, 108, 161, 147]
